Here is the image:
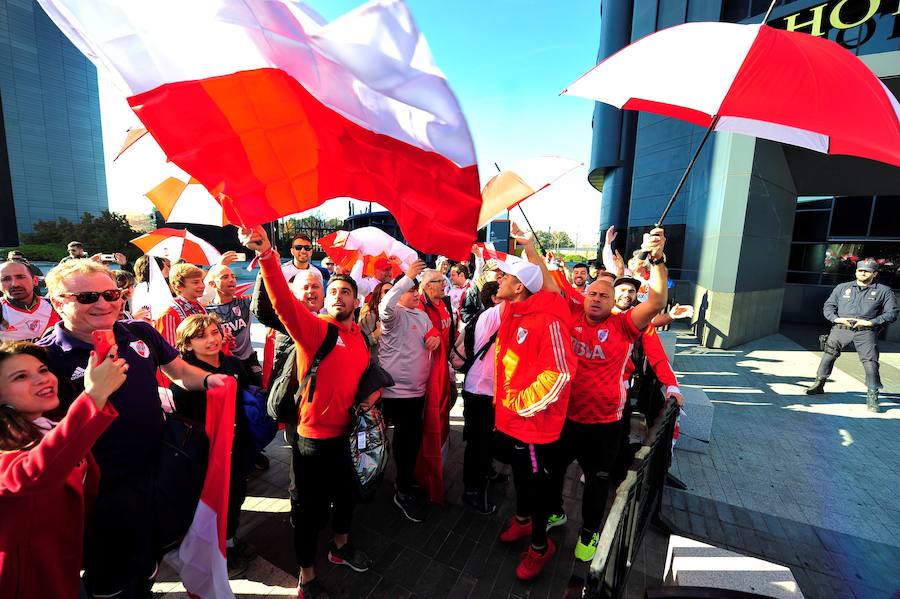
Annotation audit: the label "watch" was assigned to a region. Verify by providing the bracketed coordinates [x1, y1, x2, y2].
[649, 254, 666, 265]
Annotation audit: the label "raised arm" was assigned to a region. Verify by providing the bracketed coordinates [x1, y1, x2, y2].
[380, 260, 425, 323]
[630, 228, 668, 331]
[250, 270, 287, 334]
[512, 222, 557, 293]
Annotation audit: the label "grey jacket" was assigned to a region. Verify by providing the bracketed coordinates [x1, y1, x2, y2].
[378, 275, 435, 398]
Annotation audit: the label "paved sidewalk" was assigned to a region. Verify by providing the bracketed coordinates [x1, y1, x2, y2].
[662, 324, 900, 599]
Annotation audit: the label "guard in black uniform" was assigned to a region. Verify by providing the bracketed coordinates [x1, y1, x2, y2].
[807, 259, 897, 412]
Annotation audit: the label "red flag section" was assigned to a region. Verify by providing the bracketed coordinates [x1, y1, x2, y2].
[130, 69, 481, 260]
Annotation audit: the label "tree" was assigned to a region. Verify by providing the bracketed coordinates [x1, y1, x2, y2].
[25, 211, 142, 261]
[535, 230, 574, 250]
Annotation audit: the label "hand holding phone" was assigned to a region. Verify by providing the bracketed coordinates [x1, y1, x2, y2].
[91, 329, 117, 360]
[99, 254, 117, 262]
[234, 252, 247, 261]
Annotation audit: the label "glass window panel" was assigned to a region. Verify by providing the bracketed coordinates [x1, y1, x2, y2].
[792, 211, 829, 242]
[870, 196, 900, 238]
[789, 243, 827, 272]
[830, 196, 873, 237]
[796, 196, 832, 210]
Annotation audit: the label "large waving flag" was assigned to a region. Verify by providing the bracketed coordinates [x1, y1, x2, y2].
[178, 377, 237, 598]
[38, 0, 481, 260]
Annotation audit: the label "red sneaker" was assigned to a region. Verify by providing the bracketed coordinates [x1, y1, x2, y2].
[499, 517, 532, 542]
[515, 539, 556, 581]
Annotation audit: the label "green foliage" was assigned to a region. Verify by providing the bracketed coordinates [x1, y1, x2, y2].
[0, 243, 67, 261]
[23, 211, 142, 261]
[535, 229, 574, 250]
[560, 254, 592, 264]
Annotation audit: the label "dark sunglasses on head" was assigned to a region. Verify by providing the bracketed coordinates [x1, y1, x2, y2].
[293, 244, 313, 251]
[58, 289, 123, 304]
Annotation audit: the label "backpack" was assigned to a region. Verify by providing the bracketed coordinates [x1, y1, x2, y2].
[266, 323, 339, 423]
[449, 310, 497, 374]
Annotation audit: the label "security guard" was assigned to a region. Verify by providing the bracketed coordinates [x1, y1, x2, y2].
[807, 259, 897, 412]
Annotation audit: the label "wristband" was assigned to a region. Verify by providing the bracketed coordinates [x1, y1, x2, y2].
[203, 374, 211, 390]
[258, 247, 274, 260]
[666, 385, 680, 396]
[649, 254, 667, 265]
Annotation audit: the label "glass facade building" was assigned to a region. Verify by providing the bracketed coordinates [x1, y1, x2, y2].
[0, 0, 107, 247]
[589, 0, 900, 347]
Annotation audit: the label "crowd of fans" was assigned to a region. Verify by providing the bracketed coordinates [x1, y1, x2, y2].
[0, 225, 686, 599]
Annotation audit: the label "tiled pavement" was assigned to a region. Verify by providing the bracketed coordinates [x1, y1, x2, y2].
[662, 324, 900, 599]
[154, 323, 900, 598]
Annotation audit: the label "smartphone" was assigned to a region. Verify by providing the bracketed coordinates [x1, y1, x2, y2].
[234, 252, 247, 261]
[91, 329, 116, 360]
[100, 253, 117, 262]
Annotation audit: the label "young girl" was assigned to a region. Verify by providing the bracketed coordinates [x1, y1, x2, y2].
[171, 314, 255, 578]
[0, 341, 128, 599]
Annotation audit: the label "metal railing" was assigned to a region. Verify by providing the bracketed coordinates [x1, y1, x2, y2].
[583, 399, 680, 599]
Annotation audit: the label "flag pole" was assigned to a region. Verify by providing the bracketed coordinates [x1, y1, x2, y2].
[494, 162, 549, 257]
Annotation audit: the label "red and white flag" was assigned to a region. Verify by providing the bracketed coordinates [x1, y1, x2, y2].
[178, 378, 237, 599]
[474, 242, 511, 263]
[37, 0, 482, 259]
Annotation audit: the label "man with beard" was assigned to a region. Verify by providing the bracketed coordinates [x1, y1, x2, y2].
[571, 263, 589, 295]
[282, 233, 329, 285]
[525, 226, 672, 563]
[807, 258, 896, 412]
[0, 260, 60, 342]
[241, 225, 375, 599]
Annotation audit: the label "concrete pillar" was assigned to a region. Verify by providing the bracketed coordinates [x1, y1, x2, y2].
[678, 136, 798, 348]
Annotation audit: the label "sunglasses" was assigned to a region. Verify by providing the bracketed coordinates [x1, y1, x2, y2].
[58, 289, 123, 304]
[293, 244, 313, 251]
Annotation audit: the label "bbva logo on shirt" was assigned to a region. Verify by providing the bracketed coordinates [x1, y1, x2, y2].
[516, 327, 528, 344]
[130, 340, 150, 359]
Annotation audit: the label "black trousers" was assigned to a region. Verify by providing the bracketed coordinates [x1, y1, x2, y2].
[227, 431, 252, 540]
[495, 432, 553, 547]
[550, 418, 627, 533]
[381, 396, 426, 493]
[291, 435, 356, 569]
[83, 464, 157, 598]
[462, 391, 495, 491]
[817, 326, 882, 389]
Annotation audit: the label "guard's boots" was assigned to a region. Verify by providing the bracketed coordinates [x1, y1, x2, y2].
[806, 378, 827, 395]
[866, 389, 881, 413]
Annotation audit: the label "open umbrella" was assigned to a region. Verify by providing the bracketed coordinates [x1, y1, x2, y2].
[116, 128, 228, 227]
[562, 6, 900, 230]
[479, 156, 581, 228]
[319, 227, 417, 279]
[131, 227, 222, 265]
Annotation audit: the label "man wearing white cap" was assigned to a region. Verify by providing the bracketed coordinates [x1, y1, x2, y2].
[491, 251, 576, 581]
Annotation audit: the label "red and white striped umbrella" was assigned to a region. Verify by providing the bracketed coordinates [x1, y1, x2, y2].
[479, 156, 581, 228]
[563, 21, 900, 167]
[130, 227, 222, 265]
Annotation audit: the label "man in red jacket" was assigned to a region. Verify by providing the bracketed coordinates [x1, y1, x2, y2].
[240, 225, 374, 599]
[492, 234, 577, 581]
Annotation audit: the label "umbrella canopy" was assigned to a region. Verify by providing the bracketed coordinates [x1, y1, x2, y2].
[146, 176, 228, 227]
[116, 128, 229, 227]
[563, 22, 900, 167]
[131, 227, 222, 265]
[479, 157, 582, 228]
[319, 227, 417, 279]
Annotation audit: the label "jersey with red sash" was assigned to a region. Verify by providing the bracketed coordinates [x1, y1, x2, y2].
[0, 297, 60, 342]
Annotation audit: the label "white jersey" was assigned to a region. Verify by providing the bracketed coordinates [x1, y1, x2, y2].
[0, 297, 60, 342]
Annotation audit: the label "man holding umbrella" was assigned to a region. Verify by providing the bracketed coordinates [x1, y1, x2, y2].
[807, 259, 896, 412]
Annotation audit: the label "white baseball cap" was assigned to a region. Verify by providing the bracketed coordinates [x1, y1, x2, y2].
[496, 259, 543, 294]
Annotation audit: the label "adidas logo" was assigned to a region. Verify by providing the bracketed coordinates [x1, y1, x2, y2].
[70, 366, 86, 380]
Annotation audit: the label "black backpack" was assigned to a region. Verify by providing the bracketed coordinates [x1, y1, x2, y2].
[449, 309, 497, 375]
[267, 323, 339, 423]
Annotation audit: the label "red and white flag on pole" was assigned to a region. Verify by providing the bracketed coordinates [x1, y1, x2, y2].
[178, 377, 237, 599]
[474, 242, 512, 263]
[36, 0, 482, 260]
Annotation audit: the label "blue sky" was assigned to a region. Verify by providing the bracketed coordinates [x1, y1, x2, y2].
[102, 0, 603, 246]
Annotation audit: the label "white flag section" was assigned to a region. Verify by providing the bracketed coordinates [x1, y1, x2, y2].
[131, 257, 174, 321]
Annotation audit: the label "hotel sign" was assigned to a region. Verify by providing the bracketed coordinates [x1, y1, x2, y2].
[770, 0, 900, 49]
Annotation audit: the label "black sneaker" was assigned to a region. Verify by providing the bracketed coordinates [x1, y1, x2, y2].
[297, 578, 330, 599]
[327, 541, 373, 572]
[226, 537, 257, 561]
[227, 554, 249, 579]
[463, 489, 497, 514]
[394, 490, 427, 522]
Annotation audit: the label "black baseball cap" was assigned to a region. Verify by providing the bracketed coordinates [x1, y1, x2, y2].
[614, 276, 642, 291]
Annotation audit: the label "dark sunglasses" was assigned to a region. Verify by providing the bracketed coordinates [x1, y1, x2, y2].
[293, 244, 313, 251]
[58, 289, 123, 304]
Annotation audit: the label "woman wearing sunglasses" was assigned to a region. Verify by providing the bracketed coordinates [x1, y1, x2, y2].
[0, 340, 128, 599]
